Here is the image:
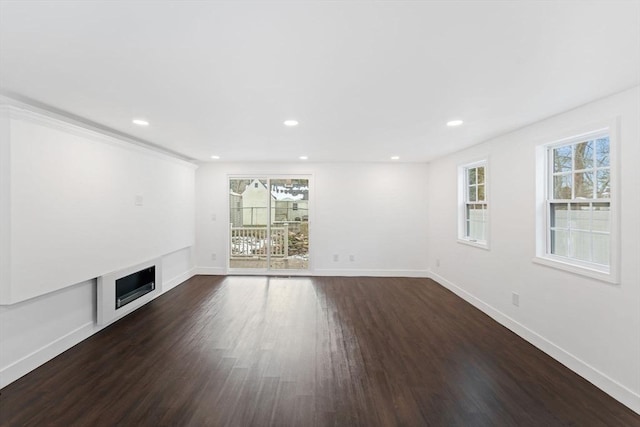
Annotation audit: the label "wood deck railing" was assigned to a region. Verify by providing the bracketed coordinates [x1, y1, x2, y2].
[230, 225, 288, 258]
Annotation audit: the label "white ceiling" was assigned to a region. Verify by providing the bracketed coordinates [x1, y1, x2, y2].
[1, 1, 639, 163]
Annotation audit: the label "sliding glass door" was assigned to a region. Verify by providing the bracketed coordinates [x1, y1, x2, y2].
[229, 178, 269, 270]
[229, 177, 309, 272]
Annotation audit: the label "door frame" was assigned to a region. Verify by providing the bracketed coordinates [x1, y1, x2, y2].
[226, 174, 313, 275]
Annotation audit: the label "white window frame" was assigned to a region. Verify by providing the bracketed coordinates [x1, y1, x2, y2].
[534, 120, 620, 284]
[458, 159, 489, 249]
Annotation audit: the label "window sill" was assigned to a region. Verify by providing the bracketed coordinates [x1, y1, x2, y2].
[457, 238, 490, 251]
[532, 256, 618, 285]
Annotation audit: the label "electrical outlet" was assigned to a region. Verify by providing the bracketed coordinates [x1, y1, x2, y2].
[211, 253, 217, 261]
[512, 292, 520, 307]
[349, 255, 355, 262]
[211, 214, 217, 221]
[134, 195, 143, 206]
[333, 254, 339, 262]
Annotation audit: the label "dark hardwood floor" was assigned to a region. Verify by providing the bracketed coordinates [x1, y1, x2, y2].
[1, 276, 638, 426]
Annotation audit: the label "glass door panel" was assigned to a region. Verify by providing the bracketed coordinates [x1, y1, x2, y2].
[269, 178, 309, 270]
[229, 177, 309, 272]
[229, 178, 269, 270]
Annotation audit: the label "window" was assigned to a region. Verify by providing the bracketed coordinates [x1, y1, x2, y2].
[547, 133, 610, 265]
[458, 160, 488, 248]
[535, 125, 618, 283]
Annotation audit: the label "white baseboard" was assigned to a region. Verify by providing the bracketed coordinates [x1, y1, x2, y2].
[313, 269, 430, 278]
[162, 267, 197, 293]
[428, 270, 640, 415]
[194, 267, 227, 275]
[194, 266, 430, 279]
[0, 321, 99, 389]
[0, 266, 196, 390]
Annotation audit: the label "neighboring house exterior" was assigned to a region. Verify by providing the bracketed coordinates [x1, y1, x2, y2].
[272, 183, 309, 222]
[240, 179, 275, 226]
[229, 191, 242, 227]
[232, 179, 309, 226]
[273, 200, 308, 222]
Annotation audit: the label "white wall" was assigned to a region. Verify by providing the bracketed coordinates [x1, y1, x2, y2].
[195, 163, 429, 276]
[427, 86, 640, 412]
[0, 112, 10, 302]
[0, 103, 197, 387]
[1, 105, 197, 303]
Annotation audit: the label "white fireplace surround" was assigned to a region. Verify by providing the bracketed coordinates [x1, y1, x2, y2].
[97, 258, 163, 325]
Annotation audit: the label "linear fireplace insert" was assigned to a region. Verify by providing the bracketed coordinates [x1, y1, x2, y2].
[115, 266, 155, 309]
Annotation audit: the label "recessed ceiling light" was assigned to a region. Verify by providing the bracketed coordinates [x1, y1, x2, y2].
[391, 156, 400, 160]
[284, 120, 299, 127]
[211, 155, 220, 159]
[299, 156, 308, 160]
[132, 118, 149, 126]
[447, 119, 463, 127]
